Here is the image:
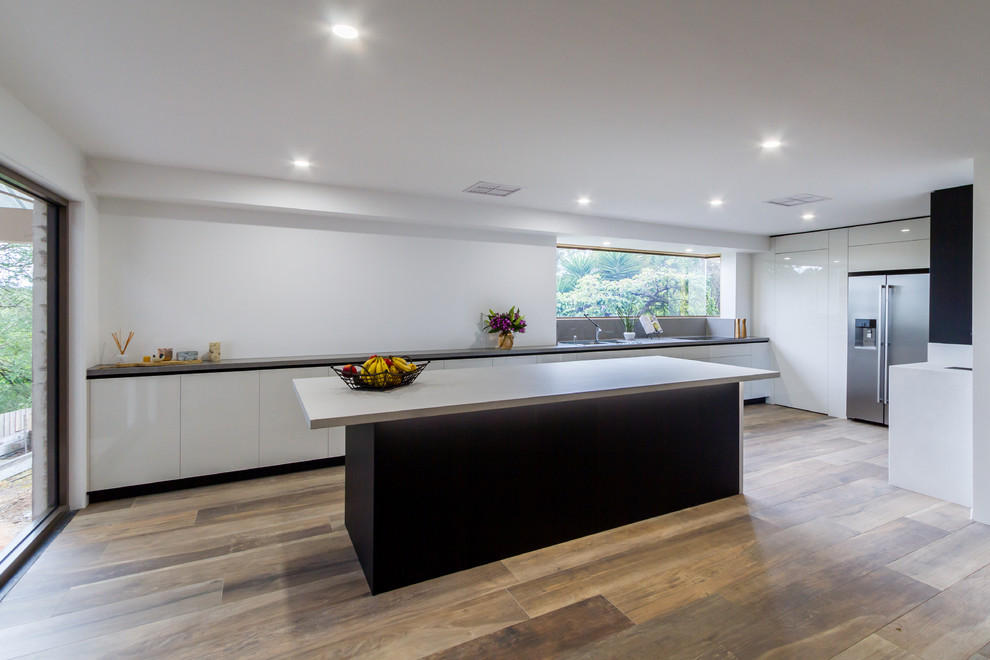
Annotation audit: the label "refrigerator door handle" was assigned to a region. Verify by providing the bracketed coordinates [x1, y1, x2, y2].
[877, 284, 884, 404]
[884, 284, 892, 404]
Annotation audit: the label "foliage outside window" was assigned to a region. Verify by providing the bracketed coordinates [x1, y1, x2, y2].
[556, 247, 720, 318]
[0, 242, 32, 414]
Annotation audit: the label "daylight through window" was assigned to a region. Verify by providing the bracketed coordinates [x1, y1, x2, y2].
[556, 246, 720, 318]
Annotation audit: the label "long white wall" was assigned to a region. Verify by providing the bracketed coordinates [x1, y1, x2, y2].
[99, 200, 557, 361]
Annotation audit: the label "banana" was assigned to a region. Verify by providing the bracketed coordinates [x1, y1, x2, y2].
[374, 357, 389, 386]
[386, 362, 401, 384]
[361, 355, 384, 384]
[392, 356, 417, 372]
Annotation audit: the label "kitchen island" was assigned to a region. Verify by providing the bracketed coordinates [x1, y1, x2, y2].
[294, 355, 777, 594]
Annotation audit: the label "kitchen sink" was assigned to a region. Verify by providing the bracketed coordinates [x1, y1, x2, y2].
[558, 339, 622, 345]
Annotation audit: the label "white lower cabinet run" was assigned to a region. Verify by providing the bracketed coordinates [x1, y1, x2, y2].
[88, 342, 770, 491]
[89, 375, 181, 490]
[180, 371, 261, 478]
[260, 367, 333, 467]
[89, 368, 347, 492]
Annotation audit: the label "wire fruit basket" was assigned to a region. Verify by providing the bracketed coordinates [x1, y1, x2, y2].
[332, 357, 430, 391]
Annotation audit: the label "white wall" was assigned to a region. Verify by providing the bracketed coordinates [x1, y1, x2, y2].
[99, 201, 557, 360]
[973, 153, 990, 523]
[719, 251, 754, 337]
[0, 82, 98, 510]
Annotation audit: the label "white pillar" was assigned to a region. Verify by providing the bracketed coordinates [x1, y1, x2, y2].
[973, 153, 990, 522]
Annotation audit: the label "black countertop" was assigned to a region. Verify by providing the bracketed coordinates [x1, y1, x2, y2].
[87, 336, 769, 379]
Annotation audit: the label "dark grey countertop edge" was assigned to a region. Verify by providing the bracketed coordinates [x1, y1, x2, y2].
[87, 336, 769, 379]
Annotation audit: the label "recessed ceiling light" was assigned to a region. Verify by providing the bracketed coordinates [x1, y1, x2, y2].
[292, 159, 311, 168]
[709, 199, 724, 207]
[784, 257, 791, 260]
[332, 24, 359, 39]
[834, 260, 840, 263]
[802, 213, 815, 220]
[685, 248, 694, 253]
[901, 228, 910, 232]
[602, 241, 611, 246]
[761, 140, 782, 149]
[578, 197, 591, 205]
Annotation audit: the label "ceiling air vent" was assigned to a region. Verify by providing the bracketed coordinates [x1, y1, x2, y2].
[765, 193, 831, 207]
[463, 181, 523, 197]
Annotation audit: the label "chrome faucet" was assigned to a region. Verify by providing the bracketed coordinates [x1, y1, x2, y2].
[583, 314, 603, 343]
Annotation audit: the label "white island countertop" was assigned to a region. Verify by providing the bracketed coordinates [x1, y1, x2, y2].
[293, 355, 778, 429]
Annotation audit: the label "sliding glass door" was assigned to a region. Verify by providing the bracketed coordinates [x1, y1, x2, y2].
[0, 173, 63, 585]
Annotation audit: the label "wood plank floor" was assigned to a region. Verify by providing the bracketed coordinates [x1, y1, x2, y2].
[0, 404, 985, 658]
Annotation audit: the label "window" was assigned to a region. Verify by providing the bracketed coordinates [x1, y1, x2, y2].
[556, 246, 720, 318]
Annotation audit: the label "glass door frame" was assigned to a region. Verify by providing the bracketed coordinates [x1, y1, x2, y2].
[0, 162, 69, 593]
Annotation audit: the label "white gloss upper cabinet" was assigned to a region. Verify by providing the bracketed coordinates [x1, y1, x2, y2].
[773, 250, 829, 413]
[180, 371, 260, 478]
[260, 367, 332, 467]
[89, 375, 181, 490]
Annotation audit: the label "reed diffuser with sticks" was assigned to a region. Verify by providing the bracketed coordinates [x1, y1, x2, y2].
[111, 330, 134, 364]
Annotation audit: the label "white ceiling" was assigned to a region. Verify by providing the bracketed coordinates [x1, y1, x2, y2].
[0, 0, 987, 237]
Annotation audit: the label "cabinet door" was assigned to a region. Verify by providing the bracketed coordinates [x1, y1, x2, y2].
[748, 343, 772, 399]
[440, 358, 494, 369]
[260, 368, 331, 467]
[773, 250, 829, 413]
[493, 355, 538, 367]
[709, 343, 751, 359]
[89, 376, 180, 490]
[180, 371, 260, 477]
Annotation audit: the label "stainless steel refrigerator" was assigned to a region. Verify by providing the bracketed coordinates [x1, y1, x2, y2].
[847, 272, 929, 424]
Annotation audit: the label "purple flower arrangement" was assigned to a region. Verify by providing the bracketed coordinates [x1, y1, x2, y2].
[484, 306, 527, 335]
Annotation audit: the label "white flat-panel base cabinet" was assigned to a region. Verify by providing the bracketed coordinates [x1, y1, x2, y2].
[88, 367, 348, 493]
[89, 375, 181, 490]
[260, 367, 332, 467]
[181, 371, 261, 478]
